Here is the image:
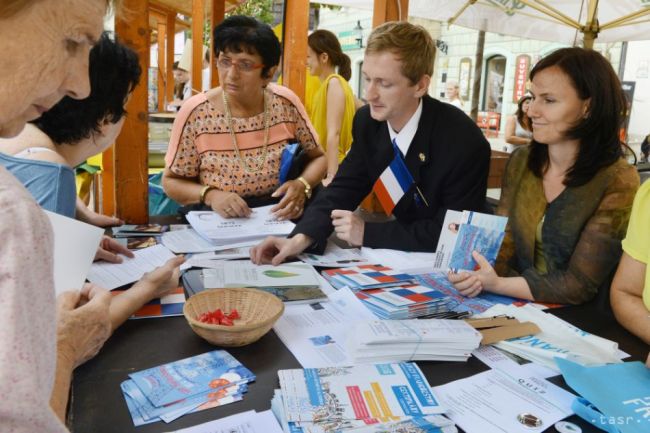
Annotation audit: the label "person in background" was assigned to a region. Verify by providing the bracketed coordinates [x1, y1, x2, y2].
[445, 80, 464, 109]
[163, 15, 326, 221]
[0, 1, 116, 431]
[251, 21, 490, 263]
[168, 61, 191, 110]
[504, 93, 533, 151]
[307, 29, 357, 186]
[640, 133, 650, 163]
[449, 47, 639, 305]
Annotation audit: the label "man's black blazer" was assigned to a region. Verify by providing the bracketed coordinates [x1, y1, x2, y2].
[294, 94, 491, 252]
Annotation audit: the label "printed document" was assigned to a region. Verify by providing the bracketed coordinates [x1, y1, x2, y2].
[434, 366, 574, 433]
[87, 244, 181, 290]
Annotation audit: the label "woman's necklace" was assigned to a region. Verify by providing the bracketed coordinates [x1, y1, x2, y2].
[222, 88, 270, 173]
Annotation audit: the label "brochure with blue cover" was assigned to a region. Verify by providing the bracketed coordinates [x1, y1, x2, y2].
[128, 350, 254, 407]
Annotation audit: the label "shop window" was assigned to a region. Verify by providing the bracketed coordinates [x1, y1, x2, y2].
[483, 55, 506, 112]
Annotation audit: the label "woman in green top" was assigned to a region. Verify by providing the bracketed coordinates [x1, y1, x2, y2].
[307, 29, 357, 186]
[449, 47, 639, 305]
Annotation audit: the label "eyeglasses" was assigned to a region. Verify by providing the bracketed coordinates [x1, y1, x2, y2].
[217, 57, 264, 72]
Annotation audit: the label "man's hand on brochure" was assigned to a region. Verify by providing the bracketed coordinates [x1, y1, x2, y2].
[447, 251, 499, 297]
[331, 210, 364, 247]
[56, 284, 112, 368]
[94, 235, 134, 263]
[250, 234, 313, 265]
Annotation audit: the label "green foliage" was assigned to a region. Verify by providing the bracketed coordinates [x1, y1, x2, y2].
[228, 0, 274, 24]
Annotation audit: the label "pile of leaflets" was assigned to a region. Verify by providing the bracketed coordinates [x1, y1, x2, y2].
[347, 320, 483, 363]
[355, 284, 453, 319]
[186, 204, 295, 246]
[322, 265, 454, 319]
[321, 264, 416, 290]
[273, 362, 453, 433]
[121, 350, 255, 426]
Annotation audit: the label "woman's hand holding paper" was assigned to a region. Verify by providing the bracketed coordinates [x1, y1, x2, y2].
[448, 251, 499, 297]
[271, 179, 306, 220]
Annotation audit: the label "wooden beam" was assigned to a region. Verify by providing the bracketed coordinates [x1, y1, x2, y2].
[157, 21, 166, 112]
[210, 0, 226, 89]
[192, 0, 205, 96]
[166, 12, 175, 105]
[372, 0, 409, 27]
[114, 0, 150, 223]
[282, 0, 309, 102]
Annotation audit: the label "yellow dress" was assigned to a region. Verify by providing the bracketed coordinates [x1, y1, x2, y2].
[310, 73, 355, 162]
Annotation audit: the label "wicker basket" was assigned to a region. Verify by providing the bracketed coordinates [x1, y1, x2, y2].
[183, 288, 284, 347]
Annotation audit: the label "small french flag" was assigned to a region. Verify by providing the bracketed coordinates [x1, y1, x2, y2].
[373, 139, 414, 215]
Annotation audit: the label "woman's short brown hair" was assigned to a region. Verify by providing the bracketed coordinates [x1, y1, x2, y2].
[365, 21, 435, 85]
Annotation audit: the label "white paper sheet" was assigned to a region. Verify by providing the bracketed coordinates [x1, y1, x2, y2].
[86, 244, 179, 290]
[168, 409, 283, 433]
[434, 367, 575, 433]
[273, 287, 376, 367]
[45, 210, 104, 295]
[472, 345, 558, 379]
[360, 246, 435, 275]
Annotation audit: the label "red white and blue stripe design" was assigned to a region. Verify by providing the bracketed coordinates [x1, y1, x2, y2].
[373, 139, 415, 215]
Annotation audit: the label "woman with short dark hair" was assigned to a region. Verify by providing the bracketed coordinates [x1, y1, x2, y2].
[163, 16, 326, 219]
[449, 47, 639, 305]
[504, 93, 532, 150]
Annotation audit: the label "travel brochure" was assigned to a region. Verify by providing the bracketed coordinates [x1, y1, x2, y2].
[321, 264, 417, 290]
[278, 362, 445, 424]
[434, 210, 508, 273]
[122, 350, 255, 425]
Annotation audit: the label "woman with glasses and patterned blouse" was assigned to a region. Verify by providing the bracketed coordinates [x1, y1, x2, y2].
[163, 15, 326, 221]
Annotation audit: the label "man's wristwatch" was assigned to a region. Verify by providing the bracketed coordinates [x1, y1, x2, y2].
[199, 185, 216, 204]
[296, 176, 312, 199]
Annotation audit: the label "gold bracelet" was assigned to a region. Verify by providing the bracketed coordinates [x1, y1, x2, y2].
[296, 176, 312, 199]
[199, 185, 215, 204]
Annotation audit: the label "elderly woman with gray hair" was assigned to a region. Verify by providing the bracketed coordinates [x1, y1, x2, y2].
[0, 1, 116, 431]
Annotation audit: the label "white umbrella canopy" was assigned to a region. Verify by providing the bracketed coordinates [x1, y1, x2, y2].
[317, 0, 650, 47]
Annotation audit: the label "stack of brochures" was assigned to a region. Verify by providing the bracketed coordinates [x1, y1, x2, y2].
[476, 304, 621, 371]
[273, 362, 454, 433]
[434, 210, 508, 273]
[202, 261, 327, 303]
[121, 350, 255, 426]
[271, 388, 457, 433]
[347, 319, 483, 363]
[186, 204, 295, 246]
[321, 264, 417, 290]
[354, 284, 454, 319]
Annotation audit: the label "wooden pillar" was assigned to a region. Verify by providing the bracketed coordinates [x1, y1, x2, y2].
[282, 0, 309, 102]
[372, 0, 409, 27]
[192, 0, 205, 95]
[112, 0, 150, 223]
[209, 0, 226, 89]
[166, 12, 176, 105]
[157, 21, 166, 112]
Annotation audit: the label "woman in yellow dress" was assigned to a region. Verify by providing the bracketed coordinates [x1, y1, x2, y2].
[307, 29, 357, 186]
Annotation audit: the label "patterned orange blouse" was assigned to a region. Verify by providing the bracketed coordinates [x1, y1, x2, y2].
[165, 83, 319, 197]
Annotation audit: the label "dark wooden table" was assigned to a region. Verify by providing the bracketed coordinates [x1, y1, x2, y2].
[70, 214, 649, 432]
[69, 284, 648, 433]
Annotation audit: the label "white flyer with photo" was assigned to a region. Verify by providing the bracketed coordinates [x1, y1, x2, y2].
[273, 287, 376, 367]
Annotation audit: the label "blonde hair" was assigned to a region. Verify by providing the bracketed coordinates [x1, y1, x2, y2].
[0, 0, 118, 18]
[365, 21, 435, 84]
